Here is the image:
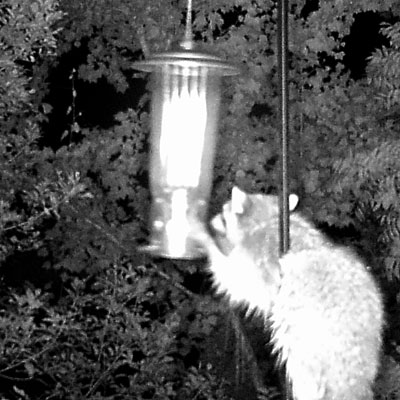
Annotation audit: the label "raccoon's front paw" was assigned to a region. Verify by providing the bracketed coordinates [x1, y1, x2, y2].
[188, 213, 224, 259]
[187, 214, 209, 244]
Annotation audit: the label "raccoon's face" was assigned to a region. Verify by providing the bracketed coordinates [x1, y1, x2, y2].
[201, 187, 299, 313]
[210, 187, 298, 254]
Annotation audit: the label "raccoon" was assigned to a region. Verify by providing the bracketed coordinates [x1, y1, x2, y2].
[189, 186, 383, 400]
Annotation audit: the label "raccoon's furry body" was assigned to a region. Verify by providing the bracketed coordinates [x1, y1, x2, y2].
[189, 187, 383, 400]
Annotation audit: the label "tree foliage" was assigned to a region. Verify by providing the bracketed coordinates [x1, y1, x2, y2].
[1, 0, 400, 398]
[0, 263, 230, 399]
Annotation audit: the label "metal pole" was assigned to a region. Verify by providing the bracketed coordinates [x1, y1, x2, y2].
[277, 0, 290, 257]
[277, 1, 292, 398]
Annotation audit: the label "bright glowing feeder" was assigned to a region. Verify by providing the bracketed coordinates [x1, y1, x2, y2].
[134, 44, 239, 258]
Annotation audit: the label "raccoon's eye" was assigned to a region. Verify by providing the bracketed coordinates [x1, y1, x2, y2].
[211, 213, 226, 233]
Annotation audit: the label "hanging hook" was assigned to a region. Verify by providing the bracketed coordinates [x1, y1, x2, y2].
[181, 0, 194, 50]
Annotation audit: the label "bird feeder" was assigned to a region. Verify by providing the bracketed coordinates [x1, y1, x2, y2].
[133, 23, 238, 258]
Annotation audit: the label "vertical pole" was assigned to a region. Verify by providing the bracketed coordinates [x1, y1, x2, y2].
[277, 1, 292, 399]
[277, 0, 290, 256]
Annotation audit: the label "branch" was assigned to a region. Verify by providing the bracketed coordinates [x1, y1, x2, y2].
[137, 25, 150, 58]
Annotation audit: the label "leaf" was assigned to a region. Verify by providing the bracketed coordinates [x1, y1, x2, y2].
[24, 361, 35, 377]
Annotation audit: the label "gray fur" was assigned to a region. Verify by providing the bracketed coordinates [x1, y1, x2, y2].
[189, 188, 383, 400]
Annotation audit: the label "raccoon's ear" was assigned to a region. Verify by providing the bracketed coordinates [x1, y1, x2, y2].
[231, 186, 248, 214]
[289, 194, 299, 211]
